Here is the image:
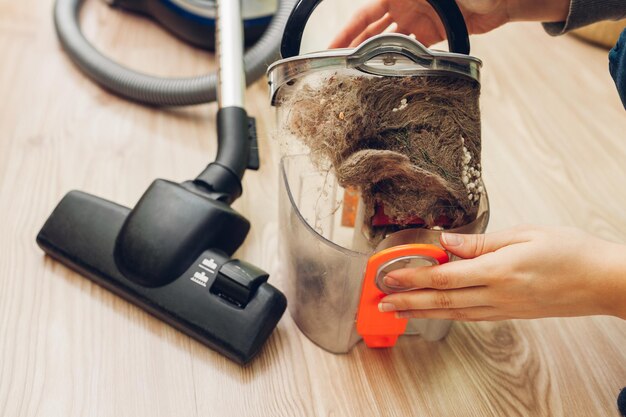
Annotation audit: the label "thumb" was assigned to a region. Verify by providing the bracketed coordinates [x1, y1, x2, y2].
[440, 228, 528, 259]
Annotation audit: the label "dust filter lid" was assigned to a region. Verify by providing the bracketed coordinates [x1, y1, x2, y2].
[267, 34, 482, 105]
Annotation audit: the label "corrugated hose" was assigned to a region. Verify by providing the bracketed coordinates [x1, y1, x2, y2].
[53, 0, 296, 106]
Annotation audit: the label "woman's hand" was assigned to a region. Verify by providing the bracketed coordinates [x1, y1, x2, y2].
[378, 225, 626, 321]
[330, 0, 571, 49]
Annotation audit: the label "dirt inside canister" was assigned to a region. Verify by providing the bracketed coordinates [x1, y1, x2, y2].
[280, 74, 482, 243]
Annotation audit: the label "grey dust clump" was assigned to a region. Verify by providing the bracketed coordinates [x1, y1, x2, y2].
[281, 74, 482, 239]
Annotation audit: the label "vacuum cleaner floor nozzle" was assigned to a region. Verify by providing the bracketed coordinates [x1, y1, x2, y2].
[37, 191, 286, 365]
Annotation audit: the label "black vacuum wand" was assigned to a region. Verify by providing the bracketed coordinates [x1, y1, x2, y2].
[37, 0, 286, 365]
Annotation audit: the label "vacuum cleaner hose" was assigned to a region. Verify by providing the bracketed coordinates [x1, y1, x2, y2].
[53, 0, 296, 106]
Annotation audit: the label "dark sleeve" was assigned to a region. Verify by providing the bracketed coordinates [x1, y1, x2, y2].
[543, 0, 626, 35]
[609, 29, 626, 108]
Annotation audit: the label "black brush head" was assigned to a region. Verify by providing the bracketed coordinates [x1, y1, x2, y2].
[37, 190, 286, 365]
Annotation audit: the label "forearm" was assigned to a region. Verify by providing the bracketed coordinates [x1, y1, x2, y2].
[595, 241, 626, 320]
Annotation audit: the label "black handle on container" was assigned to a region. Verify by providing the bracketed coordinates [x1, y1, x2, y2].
[280, 0, 470, 58]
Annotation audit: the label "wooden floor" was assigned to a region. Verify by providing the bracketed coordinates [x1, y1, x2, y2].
[1, 0, 625, 416]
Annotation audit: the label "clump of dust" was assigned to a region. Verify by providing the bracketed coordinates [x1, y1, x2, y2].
[280, 74, 483, 240]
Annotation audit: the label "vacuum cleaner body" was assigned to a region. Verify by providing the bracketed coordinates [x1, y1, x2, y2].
[110, 0, 277, 49]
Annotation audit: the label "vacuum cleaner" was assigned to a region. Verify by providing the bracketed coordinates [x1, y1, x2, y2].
[37, 0, 293, 365]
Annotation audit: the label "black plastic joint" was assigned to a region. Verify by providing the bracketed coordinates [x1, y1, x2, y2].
[216, 107, 250, 179]
[194, 163, 243, 204]
[194, 106, 250, 204]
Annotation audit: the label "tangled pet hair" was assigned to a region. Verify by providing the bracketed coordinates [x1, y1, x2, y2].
[281, 74, 482, 237]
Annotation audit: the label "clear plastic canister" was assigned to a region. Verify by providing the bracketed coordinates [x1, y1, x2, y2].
[278, 154, 489, 353]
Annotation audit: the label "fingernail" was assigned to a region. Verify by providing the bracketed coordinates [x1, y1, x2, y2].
[378, 302, 396, 312]
[383, 275, 402, 287]
[442, 232, 463, 246]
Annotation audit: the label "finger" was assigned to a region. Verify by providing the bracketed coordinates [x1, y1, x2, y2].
[329, 0, 388, 48]
[384, 257, 490, 290]
[390, 2, 446, 47]
[394, 306, 499, 321]
[440, 226, 535, 260]
[380, 287, 490, 311]
[348, 14, 394, 48]
[396, 18, 443, 47]
[412, 30, 444, 48]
